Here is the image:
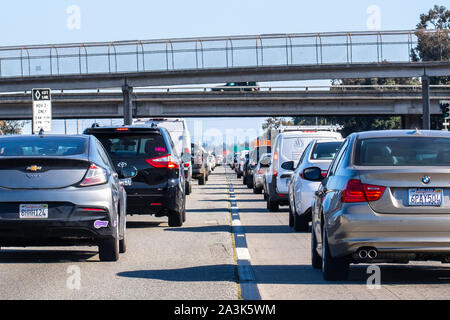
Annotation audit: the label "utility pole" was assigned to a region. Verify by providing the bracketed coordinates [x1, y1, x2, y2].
[422, 75, 431, 130]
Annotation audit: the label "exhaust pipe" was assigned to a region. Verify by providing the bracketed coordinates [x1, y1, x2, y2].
[368, 249, 378, 259]
[358, 249, 368, 259]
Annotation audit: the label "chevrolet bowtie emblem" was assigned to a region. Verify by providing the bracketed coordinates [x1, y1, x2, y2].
[26, 165, 42, 172]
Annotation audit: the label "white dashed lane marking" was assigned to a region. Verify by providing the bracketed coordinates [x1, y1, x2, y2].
[226, 173, 261, 300]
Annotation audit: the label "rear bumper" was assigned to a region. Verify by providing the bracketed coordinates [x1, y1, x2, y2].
[327, 204, 450, 259]
[126, 185, 183, 215]
[0, 206, 114, 247]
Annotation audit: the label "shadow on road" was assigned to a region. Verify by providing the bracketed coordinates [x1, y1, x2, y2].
[117, 264, 237, 283]
[0, 249, 97, 263]
[126, 221, 163, 229]
[165, 225, 294, 234]
[117, 263, 450, 285]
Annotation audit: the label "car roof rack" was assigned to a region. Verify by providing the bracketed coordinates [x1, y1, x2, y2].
[278, 125, 343, 132]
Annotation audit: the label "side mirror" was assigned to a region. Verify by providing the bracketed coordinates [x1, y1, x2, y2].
[281, 161, 294, 171]
[303, 167, 324, 182]
[120, 166, 138, 179]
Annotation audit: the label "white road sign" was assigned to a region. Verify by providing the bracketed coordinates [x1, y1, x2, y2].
[32, 89, 52, 134]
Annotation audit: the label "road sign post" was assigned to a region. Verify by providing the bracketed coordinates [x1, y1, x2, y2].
[32, 89, 52, 134]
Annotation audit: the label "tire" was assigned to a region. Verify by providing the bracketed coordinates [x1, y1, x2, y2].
[237, 173, 242, 179]
[267, 198, 279, 212]
[311, 227, 322, 269]
[199, 173, 205, 185]
[119, 215, 127, 254]
[243, 175, 247, 185]
[169, 209, 183, 227]
[205, 174, 209, 182]
[99, 227, 119, 262]
[322, 227, 349, 281]
[185, 181, 191, 195]
[288, 205, 294, 227]
[294, 211, 310, 232]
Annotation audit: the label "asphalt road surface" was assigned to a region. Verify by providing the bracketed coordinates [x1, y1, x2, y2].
[0, 166, 450, 300]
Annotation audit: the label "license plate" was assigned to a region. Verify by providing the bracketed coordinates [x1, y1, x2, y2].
[19, 204, 49, 219]
[121, 178, 133, 187]
[408, 189, 443, 206]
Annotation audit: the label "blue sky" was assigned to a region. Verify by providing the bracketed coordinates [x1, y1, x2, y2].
[5, 0, 442, 136]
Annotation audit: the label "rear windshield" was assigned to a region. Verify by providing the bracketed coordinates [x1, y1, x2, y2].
[95, 134, 168, 159]
[149, 121, 184, 132]
[355, 137, 450, 166]
[311, 142, 343, 160]
[281, 137, 324, 160]
[0, 137, 86, 157]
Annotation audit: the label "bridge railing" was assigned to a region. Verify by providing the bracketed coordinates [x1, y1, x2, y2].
[0, 30, 447, 78]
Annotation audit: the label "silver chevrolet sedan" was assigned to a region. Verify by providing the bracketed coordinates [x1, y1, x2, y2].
[309, 130, 450, 280]
[0, 135, 135, 261]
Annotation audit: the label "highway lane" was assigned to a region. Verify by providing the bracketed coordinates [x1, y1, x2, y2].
[0, 170, 238, 300]
[226, 168, 450, 300]
[1, 166, 450, 300]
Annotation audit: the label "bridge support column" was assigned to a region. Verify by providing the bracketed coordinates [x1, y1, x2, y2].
[422, 75, 431, 130]
[402, 114, 422, 129]
[122, 84, 133, 126]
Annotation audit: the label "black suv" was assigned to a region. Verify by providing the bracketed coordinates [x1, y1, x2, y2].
[84, 126, 186, 227]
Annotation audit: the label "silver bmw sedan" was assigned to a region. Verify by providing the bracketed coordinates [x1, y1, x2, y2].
[309, 130, 450, 280]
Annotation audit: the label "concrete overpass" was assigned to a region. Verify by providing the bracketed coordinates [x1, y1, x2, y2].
[0, 30, 448, 128]
[0, 87, 447, 129]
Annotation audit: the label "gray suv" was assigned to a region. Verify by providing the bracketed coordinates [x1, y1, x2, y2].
[310, 130, 450, 280]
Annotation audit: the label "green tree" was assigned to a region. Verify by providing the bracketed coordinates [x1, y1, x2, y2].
[0, 121, 24, 135]
[411, 5, 450, 84]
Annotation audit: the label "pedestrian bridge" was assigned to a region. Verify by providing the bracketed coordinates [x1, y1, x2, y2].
[0, 29, 449, 92]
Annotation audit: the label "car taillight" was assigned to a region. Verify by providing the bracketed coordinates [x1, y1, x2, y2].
[273, 152, 278, 161]
[363, 183, 386, 202]
[258, 169, 264, 175]
[341, 179, 385, 203]
[274, 170, 278, 177]
[146, 155, 180, 169]
[80, 164, 107, 187]
[184, 162, 190, 168]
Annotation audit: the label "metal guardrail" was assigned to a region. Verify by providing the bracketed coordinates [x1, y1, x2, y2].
[0, 30, 448, 78]
[5, 85, 449, 95]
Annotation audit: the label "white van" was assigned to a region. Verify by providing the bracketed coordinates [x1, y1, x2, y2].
[265, 126, 342, 212]
[134, 118, 193, 195]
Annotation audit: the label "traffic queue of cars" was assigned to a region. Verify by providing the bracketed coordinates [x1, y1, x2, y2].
[0, 118, 224, 262]
[233, 126, 450, 281]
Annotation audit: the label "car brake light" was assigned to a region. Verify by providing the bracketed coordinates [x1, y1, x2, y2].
[146, 155, 180, 169]
[258, 169, 264, 175]
[341, 179, 385, 203]
[363, 183, 386, 202]
[273, 152, 278, 161]
[274, 170, 278, 177]
[82, 208, 106, 212]
[184, 162, 190, 168]
[80, 164, 107, 187]
[116, 127, 129, 132]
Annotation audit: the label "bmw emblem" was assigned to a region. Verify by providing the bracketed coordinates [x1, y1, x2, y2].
[422, 176, 431, 184]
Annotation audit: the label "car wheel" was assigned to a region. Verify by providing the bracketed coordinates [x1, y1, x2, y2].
[237, 173, 242, 178]
[119, 215, 127, 254]
[243, 175, 247, 185]
[169, 210, 183, 227]
[294, 211, 309, 232]
[199, 173, 205, 185]
[288, 205, 294, 227]
[185, 181, 191, 195]
[322, 227, 349, 281]
[311, 227, 322, 269]
[267, 198, 279, 212]
[99, 227, 119, 262]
